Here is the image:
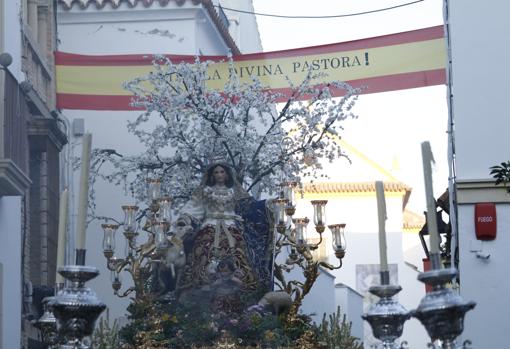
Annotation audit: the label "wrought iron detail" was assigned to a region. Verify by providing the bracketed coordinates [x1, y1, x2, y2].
[33, 296, 59, 348]
[411, 268, 475, 349]
[362, 284, 410, 349]
[51, 265, 106, 348]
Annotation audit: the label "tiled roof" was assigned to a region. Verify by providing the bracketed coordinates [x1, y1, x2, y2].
[58, 0, 201, 10]
[57, 0, 241, 54]
[302, 181, 411, 194]
[403, 209, 426, 232]
[302, 181, 412, 209]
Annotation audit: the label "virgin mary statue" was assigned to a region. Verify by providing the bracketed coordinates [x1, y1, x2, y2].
[175, 163, 273, 313]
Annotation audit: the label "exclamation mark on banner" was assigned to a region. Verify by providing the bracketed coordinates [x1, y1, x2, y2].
[365, 52, 369, 66]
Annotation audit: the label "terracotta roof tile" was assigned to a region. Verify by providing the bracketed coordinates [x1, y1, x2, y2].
[58, 0, 200, 10]
[302, 181, 412, 209]
[302, 181, 411, 194]
[403, 209, 426, 231]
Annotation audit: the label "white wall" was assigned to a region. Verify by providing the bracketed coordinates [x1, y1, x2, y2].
[457, 204, 510, 347]
[449, 1, 510, 347]
[335, 283, 363, 341]
[196, 9, 231, 55]
[0, 197, 22, 349]
[295, 195, 404, 234]
[220, 0, 263, 53]
[450, 0, 510, 180]
[295, 267, 336, 325]
[402, 232, 427, 271]
[58, 5, 206, 55]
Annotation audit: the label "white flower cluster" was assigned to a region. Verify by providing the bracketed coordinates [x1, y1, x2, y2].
[90, 55, 360, 208]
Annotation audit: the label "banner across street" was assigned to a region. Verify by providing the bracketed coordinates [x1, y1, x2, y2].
[55, 25, 446, 110]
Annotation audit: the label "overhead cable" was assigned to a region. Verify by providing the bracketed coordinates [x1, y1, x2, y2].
[216, 0, 426, 19]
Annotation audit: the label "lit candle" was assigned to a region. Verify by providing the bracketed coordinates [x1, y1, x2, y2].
[375, 181, 388, 272]
[421, 141, 439, 255]
[76, 133, 92, 250]
[56, 188, 68, 284]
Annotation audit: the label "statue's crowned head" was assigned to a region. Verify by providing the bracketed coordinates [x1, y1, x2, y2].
[205, 163, 235, 188]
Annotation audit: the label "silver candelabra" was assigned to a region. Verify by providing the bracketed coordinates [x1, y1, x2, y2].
[35, 261, 106, 348]
[34, 296, 59, 348]
[411, 254, 475, 349]
[362, 271, 410, 349]
[363, 253, 475, 349]
[51, 265, 106, 349]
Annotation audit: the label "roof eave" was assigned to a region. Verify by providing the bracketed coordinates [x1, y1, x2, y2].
[202, 0, 240, 55]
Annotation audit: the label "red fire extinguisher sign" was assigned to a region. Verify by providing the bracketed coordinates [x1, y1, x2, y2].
[474, 203, 497, 240]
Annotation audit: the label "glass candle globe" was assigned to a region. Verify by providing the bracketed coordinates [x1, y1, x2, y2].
[147, 178, 161, 202]
[158, 196, 172, 223]
[122, 205, 139, 234]
[329, 223, 347, 258]
[102, 223, 119, 257]
[311, 200, 327, 227]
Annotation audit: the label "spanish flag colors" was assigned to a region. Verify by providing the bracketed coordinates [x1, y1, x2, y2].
[55, 26, 446, 111]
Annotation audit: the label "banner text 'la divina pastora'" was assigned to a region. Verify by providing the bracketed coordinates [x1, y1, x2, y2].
[55, 26, 446, 111]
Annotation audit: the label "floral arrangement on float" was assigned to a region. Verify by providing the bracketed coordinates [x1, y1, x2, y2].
[86, 55, 362, 349]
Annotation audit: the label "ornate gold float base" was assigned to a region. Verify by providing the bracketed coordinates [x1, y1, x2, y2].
[186, 329, 326, 349]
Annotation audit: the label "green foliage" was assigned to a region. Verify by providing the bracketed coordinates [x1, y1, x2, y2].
[317, 307, 363, 349]
[118, 296, 163, 345]
[283, 313, 315, 343]
[119, 296, 290, 348]
[92, 314, 122, 349]
[118, 295, 362, 348]
[490, 161, 510, 192]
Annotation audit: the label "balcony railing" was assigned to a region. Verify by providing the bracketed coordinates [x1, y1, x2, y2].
[2, 69, 29, 173]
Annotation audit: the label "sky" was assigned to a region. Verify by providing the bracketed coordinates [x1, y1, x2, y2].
[251, 0, 448, 215]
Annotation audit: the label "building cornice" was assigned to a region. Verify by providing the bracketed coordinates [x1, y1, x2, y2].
[28, 117, 68, 152]
[0, 159, 32, 196]
[456, 178, 510, 204]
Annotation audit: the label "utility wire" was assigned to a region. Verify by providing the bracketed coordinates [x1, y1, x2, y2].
[216, 0, 426, 19]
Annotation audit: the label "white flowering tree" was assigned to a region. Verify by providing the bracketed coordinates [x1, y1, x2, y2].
[91, 55, 359, 205]
[88, 55, 361, 348]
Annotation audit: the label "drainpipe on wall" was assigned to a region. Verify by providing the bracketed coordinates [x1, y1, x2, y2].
[443, 0, 458, 270]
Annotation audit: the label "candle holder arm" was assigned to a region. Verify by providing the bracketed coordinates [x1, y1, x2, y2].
[285, 261, 320, 325]
[307, 233, 323, 250]
[319, 259, 343, 270]
[116, 286, 136, 298]
[273, 263, 289, 291]
[107, 257, 129, 272]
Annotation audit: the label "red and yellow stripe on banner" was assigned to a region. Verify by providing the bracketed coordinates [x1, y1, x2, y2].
[56, 25, 446, 111]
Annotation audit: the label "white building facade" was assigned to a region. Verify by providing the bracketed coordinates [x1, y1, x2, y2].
[448, 0, 510, 347]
